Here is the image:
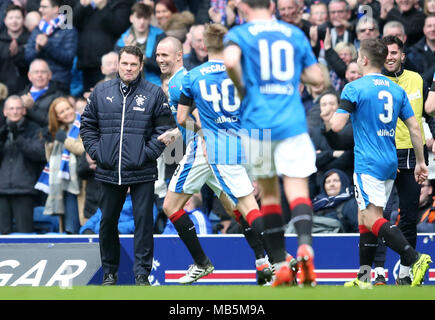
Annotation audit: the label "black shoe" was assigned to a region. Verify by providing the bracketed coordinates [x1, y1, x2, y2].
[135, 274, 150, 286]
[256, 264, 273, 286]
[102, 273, 117, 286]
[374, 274, 387, 285]
[396, 276, 412, 285]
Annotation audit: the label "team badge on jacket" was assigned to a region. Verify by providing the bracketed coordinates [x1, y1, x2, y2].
[135, 94, 147, 106]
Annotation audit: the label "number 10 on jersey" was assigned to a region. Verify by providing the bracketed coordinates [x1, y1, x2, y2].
[258, 39, 295, 81]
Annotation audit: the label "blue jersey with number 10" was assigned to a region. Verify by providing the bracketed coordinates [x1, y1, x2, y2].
[223, 19, 317, 140]
[181, 60, 244, 165]
[338, 73, 414, 180]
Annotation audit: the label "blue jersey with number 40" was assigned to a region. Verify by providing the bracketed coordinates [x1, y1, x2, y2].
[181, 60, 244, 165]
[223, 19, 317, 140]
[338, 73, 414, 180]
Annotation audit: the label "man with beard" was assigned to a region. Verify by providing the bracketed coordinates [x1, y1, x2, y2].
[370, 36, 434, 285]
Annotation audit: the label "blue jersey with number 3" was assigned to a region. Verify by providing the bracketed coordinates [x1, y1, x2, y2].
[223, 19, 317, 140]
[181, 60, 244, 165]
[338, 73, 414, 180]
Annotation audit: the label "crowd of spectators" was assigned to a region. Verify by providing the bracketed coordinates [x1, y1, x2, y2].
[0, 0, 434, 235]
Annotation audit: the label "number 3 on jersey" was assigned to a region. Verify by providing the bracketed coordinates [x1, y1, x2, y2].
[199, 79, 240, 113]
[378, 90, 393, 124]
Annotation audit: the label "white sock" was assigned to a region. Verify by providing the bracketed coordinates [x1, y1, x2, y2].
[399, 264, 410, 279]
[374, 267, 385, 277]
[255, 257, 268, 268]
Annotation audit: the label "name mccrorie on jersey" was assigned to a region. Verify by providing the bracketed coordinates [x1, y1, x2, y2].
[200, 63, 226, 75]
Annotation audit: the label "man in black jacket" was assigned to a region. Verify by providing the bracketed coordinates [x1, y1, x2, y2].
[20, 58, 64, 128]
[0, 4, 30, 95]
[73, 0, 135, 92]
[0, 95, 46, 234]
[408, 15, 435, 88]
[80, 45, 175, 286]
[378, 0, 426, 46]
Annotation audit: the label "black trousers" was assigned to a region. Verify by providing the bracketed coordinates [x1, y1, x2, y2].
[99, 181, 155, 276]
[395, 169, 420, 248]
[0, 195, 34, 234]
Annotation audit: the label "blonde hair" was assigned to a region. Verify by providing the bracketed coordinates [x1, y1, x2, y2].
[162, 10, 194, 36]
[424, 1, 435, 15]
[0, 83, 8, 100]
[334, 41, 357, 61]
[203, 23, 228, 54]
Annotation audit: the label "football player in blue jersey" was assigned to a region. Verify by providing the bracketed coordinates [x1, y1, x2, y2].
[156, 36, 276, 285]
[177, 23, 299, 287]
[223, 0, 324, 286]
[329, 38, 432, 288]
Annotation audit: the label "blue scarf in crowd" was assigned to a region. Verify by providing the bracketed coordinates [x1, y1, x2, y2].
[30, 86, 48, 101]
[35, 113, 81, 194]
[38, 14, 64, 36]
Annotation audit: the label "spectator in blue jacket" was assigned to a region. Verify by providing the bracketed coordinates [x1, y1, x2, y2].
[25, 0, 78, 95]
[115, 2, 165, 86]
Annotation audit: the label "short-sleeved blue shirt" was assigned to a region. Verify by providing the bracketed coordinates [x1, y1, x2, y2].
[181, 60, 245, 164]
[338, 73, 414, 180]
[224, 19, 317, 140]
[168, 66, 196, 144]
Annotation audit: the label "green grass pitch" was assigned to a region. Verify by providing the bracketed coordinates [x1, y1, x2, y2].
[1, 285, 435, 300]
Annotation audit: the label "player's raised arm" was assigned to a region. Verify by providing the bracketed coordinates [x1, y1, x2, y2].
[403, 115, 429, 184]
[329, 111, 350, 133]
[223, 44, 244, 100]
